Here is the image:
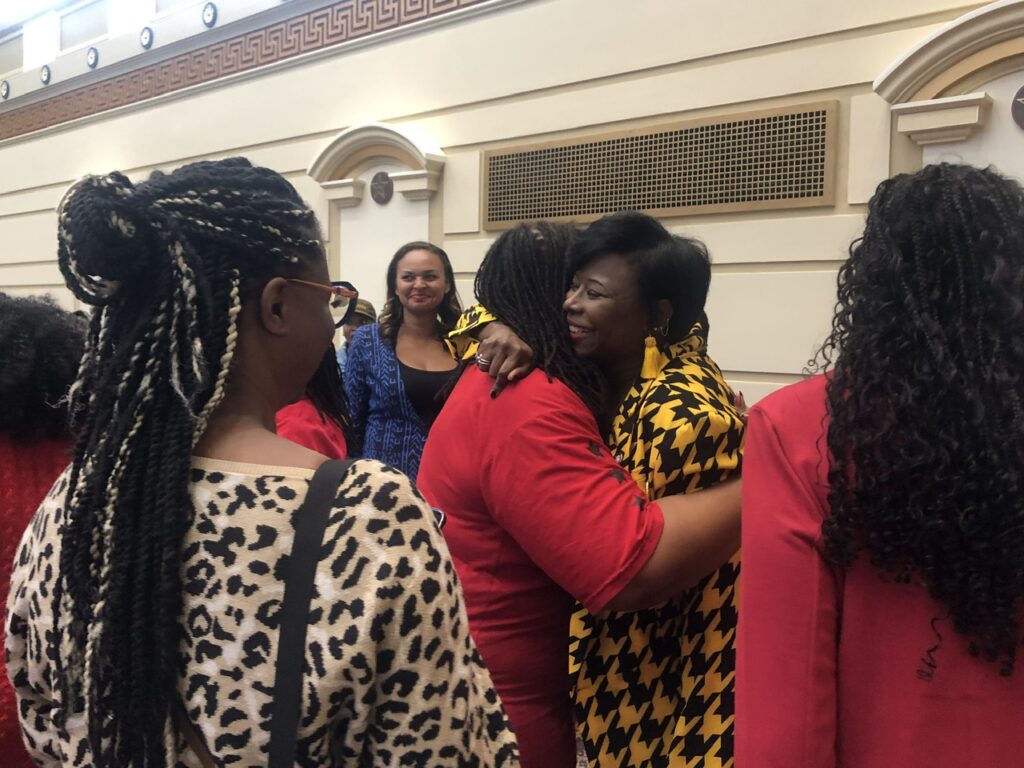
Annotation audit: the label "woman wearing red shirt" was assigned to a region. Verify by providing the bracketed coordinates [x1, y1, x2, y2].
[737, 163, 1024, 766]
[418, 222, 741, 768]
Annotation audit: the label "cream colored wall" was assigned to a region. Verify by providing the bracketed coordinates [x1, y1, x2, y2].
[922, 69, 1024, 182]
[336, 160, 431, 312]
[0, 0, 980, 401]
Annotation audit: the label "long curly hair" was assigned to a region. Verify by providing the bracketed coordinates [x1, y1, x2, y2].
[54, 157, 326, 766]
[0, 292, 86, 441]
[815, 163, 1024, 674]
[377, 241, 462, 345]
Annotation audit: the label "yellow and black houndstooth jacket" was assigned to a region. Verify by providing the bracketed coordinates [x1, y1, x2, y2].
[569, 325, 745, 768]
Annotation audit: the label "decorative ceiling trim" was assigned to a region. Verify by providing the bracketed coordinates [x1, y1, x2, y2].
[0, 0, 488, 143]
[874, 0, 1024, 104]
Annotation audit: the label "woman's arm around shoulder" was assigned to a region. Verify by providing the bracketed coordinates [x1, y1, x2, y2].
[478, 376, 743, 613]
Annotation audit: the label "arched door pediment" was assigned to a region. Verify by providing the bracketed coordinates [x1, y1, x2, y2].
[308, 123, 445, 204]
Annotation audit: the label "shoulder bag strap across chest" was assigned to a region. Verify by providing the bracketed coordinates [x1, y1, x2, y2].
[176, 458, 354, 767]
[268, 458, 354, 767]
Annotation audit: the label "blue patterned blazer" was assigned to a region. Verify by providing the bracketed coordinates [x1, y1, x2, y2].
[343, 323, 429, 480]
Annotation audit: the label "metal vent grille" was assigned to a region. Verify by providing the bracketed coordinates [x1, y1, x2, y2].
[484, 101, 837, 229]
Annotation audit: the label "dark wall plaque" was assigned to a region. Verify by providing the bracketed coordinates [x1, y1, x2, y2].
[1013, 85, 1024, 131]
[370, 171, 394, 205]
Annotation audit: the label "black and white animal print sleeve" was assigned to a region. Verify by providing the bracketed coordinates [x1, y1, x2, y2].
[319, 463, 519, 765]
[6, 463, 518, 767]
[5, 476, 66, 767]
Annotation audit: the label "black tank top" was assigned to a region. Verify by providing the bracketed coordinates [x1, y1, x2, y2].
[399, 361, 456, 428]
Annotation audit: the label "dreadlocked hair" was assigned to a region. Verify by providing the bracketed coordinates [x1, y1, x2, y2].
[54, 157, 326, 767]
[306, 346, 355, 448]
[377, 241, 462, 346]
[475, 221, 608, 418]
[813, 163, 1024, 674]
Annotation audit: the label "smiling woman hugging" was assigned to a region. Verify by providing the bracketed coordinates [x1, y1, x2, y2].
[562, 212, 744, 768]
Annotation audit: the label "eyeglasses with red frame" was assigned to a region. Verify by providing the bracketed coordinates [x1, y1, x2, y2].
[286, 279, 359, 328]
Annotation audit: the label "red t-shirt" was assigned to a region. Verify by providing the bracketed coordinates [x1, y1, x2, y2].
[737, 375, 1024, 767]
[418, 368, 664, 768]
[275, 399, 348, 460]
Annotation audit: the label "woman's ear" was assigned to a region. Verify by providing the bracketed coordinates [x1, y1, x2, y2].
[654, 299, 673, 336]
[258, 277, 290, 336]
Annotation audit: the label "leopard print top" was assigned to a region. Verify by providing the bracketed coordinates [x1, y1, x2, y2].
[5, 457, 519, 767]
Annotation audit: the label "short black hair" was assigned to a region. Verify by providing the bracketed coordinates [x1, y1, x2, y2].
[0, 292, 85, 441]
[568, 211, 710, 343]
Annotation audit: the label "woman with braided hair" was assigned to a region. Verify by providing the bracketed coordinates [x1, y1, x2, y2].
[418, 222, 741, 768]
[4, 158, 518, 767]
[737, 163, 1024, 766]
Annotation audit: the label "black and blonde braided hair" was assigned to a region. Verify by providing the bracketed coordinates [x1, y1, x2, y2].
[475, 221, 608, 418]
[815, 163, 1024, 674]
[54, 157, 327, 766]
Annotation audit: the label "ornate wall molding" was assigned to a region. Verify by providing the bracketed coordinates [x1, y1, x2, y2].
[874, 0, 1024, 104]
[309, 122, 445, 202]
[890, 92, 992, 145]
[308, 122, 444, 181]
[0, 0, 489, 143]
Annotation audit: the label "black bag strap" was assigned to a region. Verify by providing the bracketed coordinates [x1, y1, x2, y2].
[175, 699, 216, 768]
[268, 458, 354, 768]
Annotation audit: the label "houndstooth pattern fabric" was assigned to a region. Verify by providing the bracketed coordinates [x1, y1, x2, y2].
[569, 326, 745, 768]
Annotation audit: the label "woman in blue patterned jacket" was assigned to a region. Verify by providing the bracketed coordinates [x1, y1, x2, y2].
[344, 241, 462, 479]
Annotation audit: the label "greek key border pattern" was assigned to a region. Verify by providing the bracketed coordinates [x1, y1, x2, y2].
[0, 0, 484, 141]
